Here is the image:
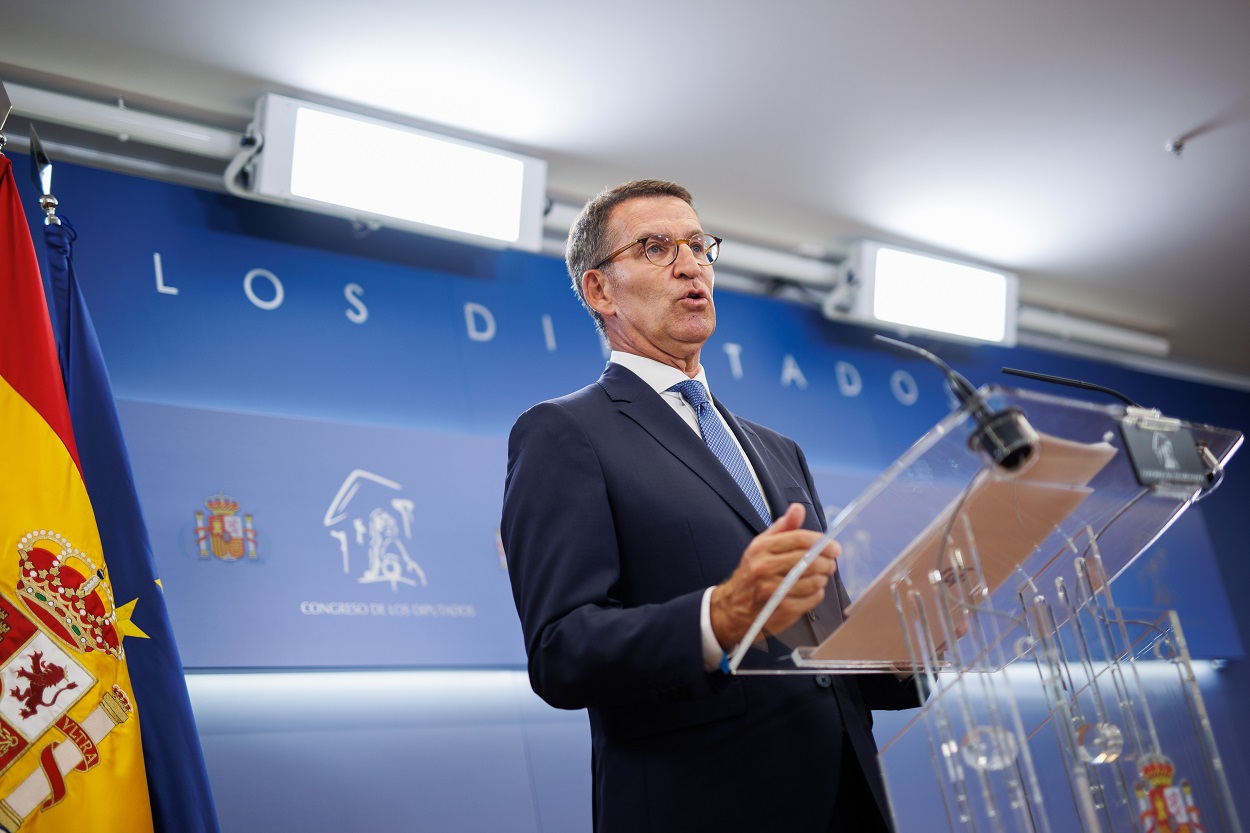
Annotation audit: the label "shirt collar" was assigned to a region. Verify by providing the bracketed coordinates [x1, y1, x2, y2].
[609, 350, 711, 398]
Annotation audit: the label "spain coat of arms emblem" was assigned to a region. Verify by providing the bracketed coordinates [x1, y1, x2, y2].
[194, 493, 258, 561]
[0, 531, 136, 828]
[1135, 753, 1204, 833]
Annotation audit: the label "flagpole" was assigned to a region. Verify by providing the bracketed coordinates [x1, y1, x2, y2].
[29, 125, 61, 225]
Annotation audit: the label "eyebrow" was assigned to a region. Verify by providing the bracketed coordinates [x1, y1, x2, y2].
[635, 228, 707, 240]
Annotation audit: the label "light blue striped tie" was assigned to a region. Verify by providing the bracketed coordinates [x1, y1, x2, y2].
[668, 380, 772, 525]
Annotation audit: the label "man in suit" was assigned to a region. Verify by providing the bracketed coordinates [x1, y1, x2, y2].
[502, 180, 920, 832]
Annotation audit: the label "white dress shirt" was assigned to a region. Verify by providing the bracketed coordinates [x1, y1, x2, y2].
[609, 351, 771, 671]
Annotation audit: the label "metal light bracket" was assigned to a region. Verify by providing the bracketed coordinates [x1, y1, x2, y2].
[0, 80, 12, 152]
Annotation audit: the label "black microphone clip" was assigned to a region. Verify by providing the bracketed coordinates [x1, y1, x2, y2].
[874, 335, 1037, 471]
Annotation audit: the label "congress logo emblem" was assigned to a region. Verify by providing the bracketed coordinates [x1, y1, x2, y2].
[323, 469, 427, 591]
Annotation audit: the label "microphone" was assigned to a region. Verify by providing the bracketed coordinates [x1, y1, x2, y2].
[1001, 367, 1139, 407]
[874, 335, 1038, 470]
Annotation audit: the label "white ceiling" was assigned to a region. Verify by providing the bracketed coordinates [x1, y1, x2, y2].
[3, 0, 1249, 377]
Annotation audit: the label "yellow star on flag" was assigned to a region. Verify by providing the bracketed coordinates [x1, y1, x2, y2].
[116, 597, 150, 640]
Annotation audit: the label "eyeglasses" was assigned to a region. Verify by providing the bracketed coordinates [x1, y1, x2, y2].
[592, 233, 722, 271]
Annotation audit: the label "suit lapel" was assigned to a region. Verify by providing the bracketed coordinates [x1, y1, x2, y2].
[599, 364, 770, 534]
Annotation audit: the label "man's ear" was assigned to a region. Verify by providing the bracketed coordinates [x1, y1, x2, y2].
[583, 269, 615, 318]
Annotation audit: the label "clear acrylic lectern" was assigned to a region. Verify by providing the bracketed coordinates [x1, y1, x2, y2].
[729, 384, 1243, 833]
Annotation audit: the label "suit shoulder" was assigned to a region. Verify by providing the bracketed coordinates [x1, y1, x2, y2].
[510, 381, 607, 435]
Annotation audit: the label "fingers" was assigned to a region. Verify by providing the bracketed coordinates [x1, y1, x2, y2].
[765, 502, 806, 534]
[745, 505, 838, 575]
[709, 504, 840, 648]
[752, 503, 822, 550]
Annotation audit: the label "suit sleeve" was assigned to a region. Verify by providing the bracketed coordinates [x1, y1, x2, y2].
[502, 401, 719, 711]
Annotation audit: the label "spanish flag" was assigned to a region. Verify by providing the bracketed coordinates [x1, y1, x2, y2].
[0, 154, 153, 829]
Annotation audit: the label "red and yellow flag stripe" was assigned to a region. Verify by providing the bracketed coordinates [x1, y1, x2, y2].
[0, 155, 153, 831]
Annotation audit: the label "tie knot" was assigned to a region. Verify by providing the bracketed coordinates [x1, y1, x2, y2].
[669, 379, 709, 411]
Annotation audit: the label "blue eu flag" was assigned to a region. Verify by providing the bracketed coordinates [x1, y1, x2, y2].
[42, 216, 221, 833]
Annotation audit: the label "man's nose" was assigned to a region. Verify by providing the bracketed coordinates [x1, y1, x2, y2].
[673, 242, 709, 278]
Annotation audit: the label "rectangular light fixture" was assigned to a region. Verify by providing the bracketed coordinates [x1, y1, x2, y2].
[826, 240, 1018, 345]
[249, 94, 547, 250]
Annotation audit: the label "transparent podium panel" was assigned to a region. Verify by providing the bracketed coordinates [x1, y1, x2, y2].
[879, 581, 1243, 832]
[726, 383, 1242, 832]
[727, 385, 1241, 676]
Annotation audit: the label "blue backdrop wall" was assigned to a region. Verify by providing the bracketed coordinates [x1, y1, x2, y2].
[13, 156, 1250, 830]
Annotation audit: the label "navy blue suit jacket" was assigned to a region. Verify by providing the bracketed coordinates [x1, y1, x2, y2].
[502, 362, 918, 832]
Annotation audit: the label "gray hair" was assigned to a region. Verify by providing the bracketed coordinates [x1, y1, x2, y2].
[565, 179, 696, 335]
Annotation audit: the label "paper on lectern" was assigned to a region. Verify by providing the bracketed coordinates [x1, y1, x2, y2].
[803, 433, 1118, 665]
